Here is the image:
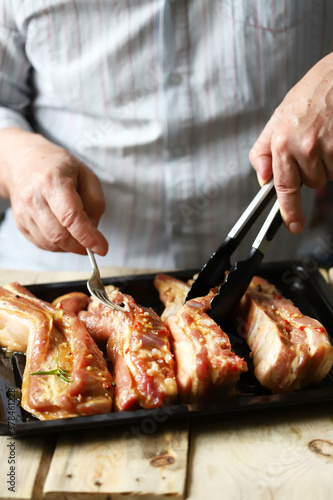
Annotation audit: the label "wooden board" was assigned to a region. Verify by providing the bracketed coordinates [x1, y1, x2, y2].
[0, 267, 170, 288]
[0, 435, 55, 500]
[186, 405, 333, 500]
[43, 421, 189, 500]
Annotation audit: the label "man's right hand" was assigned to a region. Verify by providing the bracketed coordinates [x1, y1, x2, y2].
[0, 127, 108, 256]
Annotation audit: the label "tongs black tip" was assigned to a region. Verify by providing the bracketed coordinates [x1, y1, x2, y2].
[185, 178, 283, 323]
[185, 236, 236, 302]
[208, 247, 264, 323]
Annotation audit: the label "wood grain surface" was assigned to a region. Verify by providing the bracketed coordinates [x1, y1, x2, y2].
[187, 406, 333, 500]
[43, 422, 189, 500]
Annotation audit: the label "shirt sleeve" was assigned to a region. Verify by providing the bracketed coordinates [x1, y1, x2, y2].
[0, 7, 34, 132]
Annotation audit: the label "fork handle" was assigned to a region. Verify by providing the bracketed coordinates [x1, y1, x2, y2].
[87, 249, 99, 273]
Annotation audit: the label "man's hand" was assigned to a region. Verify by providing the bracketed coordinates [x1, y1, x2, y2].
[0, 128, 108, 255]
[249, 53, 333, 234]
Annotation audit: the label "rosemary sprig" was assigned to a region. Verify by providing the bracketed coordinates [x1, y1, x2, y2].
[30, 351, 73, 383]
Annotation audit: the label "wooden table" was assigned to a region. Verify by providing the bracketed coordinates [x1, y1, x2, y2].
[0, 267, 333, 500]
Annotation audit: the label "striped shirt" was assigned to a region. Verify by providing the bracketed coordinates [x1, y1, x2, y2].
[0, 0, 332, 271]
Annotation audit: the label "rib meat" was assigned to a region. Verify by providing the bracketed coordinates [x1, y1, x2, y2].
[1, 283, 113, 419]
[52, 291, 90, 315]
[155, 274, 248, 402]
[0, 288, 36, 352]
[235, 276, 333, 392]
[79, 285, 178, 411]
[154, 274, 190, 320]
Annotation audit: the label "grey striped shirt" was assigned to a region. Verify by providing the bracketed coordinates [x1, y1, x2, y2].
[0, 0, 332, 271]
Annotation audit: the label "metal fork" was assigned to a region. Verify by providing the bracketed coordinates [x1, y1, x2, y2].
[86, 249, 128, 312]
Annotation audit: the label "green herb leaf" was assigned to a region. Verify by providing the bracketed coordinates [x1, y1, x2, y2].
[58, 372, 72, 383]
[30, 351, 72, 383]
[59, 368, 71, 374]
[30, 369, 59, 376]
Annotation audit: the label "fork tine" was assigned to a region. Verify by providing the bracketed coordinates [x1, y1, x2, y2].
[86, 249, 128, 312]
[87, 282, 128, 312]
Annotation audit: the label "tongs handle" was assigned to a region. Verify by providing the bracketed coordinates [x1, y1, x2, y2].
[186, 178, 275, 301]
[208, 199, 282, 323]
[228, 178, 275, 240]
[251, 198, 282, 254]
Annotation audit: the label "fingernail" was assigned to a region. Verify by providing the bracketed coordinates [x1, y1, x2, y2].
[288, 222, 303, 234]
[256, 172, 265, 187]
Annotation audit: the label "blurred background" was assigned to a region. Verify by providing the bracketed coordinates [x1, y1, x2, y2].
[298, 181, 333, 267]
[0, 198, 9, 223]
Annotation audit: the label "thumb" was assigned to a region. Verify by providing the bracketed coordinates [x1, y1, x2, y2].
[249, 119, 274, 185]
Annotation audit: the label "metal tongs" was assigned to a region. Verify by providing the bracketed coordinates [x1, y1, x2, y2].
[185, 178, 283, 323]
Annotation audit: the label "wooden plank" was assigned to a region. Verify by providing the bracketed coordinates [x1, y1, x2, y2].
[0, 267, 169, 288]
[186, 405, 333, 500]
[0, 434, 55, 500]
[0, 270, 88, 287]
[43, 420, 189, 500]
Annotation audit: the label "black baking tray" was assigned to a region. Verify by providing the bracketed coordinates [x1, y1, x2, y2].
[1, 261, 333, 437]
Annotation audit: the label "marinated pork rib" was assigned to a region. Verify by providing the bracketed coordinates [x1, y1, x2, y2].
[154, 274, 248, 402]
[154, 274, 190, 320]
[235, 276, 333, 393]
[52, 291, 90, 315]
[0, 288, 36, 352]
[1, 283, 113, 420]
[79, 285, 178, 411]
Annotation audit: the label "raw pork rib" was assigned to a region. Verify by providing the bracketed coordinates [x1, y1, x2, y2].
[2, 283, 113, 420]
[153, 274, 190, 320]
[235, 276, 333, 392]
[154, 274, 248, 402]
[52, 291, 90, 315]
[0, 287, 35, 352]
[79, 285, 178, 411]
